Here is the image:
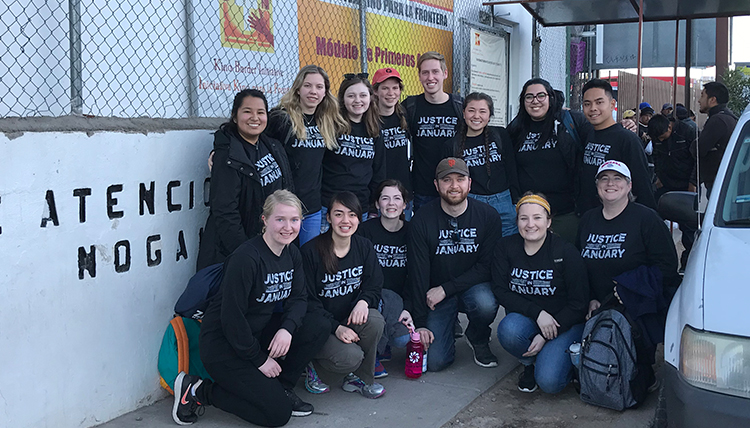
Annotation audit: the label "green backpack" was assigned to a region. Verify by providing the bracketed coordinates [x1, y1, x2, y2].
[157, 316, 212, 394]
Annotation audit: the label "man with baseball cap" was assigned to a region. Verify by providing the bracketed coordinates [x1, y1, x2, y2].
[406, 157, 502, 371]
[661, 103, 673, 117]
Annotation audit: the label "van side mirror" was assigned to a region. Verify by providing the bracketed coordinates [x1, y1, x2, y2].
[658, 191, 700, 229]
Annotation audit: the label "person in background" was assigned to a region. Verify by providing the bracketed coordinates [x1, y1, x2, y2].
[320, 73, 386, 230]
[197, 89, 294, 270]
[372, 68, 413, 219]
[445, 92, 520, 237]
[403, 52, 463, 211]
[578, 79, 656, 213]
[267, 65, 349, 245]
[507, 78, 592, 244]
[174, 190, 329, 427]
[493, 192, 588, 394]
[302, 192, 387, 399]
[694, 81, 738, 195]
[675, 104, 698, 138]
[357, 179, 414, 378]
[661, 103, 674, 118]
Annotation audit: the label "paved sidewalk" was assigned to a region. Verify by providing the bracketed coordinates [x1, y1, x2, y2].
[96, 312, 518, 428]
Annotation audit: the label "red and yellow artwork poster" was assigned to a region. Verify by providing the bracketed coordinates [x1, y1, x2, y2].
[298, 0, 454, 97]
[220, 0, 276, 52]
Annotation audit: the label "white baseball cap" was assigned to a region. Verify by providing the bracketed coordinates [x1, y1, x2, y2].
[596, 160, 631, 181]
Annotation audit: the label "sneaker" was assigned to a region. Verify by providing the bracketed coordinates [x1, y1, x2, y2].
[518, 364, 538, 393]
[454, 320, 464, 338]
[342, 373, 386, 399]
[172, 372, 203, 425]
[305, 362, 330, 394]
[378, 346, 392, 362]
[285, 388, 314, 417]
[648, 378, 661, 393]
[374, 358, 388, 379]
[467, 341, 498, 368]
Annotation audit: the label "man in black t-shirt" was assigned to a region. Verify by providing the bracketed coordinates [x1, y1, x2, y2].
[404, 52, 463, 211]
[408, 158, 502, 371]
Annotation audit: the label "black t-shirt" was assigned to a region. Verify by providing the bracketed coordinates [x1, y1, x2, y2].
[492, 232, 588, 333]
[380, 113, 412, 192]
[267, 112, 327, 213]
[516, 120, 575, 215]
[579, 123, 657, 213]
[302, 234, 384, 333]
[411, 96, 461, 196]
[444, 127, 516, 196]
[357, 218, 409, 297]
[242, 139, 283, 190]
[200, 236, 307, 367]
[321, 121, 386, 211]
[576, 202, 679, 303]
[407, 198, 502, 328]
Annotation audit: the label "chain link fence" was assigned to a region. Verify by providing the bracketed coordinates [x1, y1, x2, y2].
[1, 0, 483, 120]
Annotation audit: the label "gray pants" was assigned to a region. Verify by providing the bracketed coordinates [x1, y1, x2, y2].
[313, 309, 385, 385]
[378, 289, 411, 354]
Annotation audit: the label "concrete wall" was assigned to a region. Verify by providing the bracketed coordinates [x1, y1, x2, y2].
[490, 4, 533, 121]
[0, 128, 213, 428]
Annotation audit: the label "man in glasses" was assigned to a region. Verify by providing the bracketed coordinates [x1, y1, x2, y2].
[406, 157, 503, 371]
[579, 79, 656, 213]
[403, 51, 464, 212]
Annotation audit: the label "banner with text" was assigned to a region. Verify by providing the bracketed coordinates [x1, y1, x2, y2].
[469, 27, 508, 126]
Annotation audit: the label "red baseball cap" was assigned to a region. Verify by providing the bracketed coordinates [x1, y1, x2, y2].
[372, 68, 402, 85]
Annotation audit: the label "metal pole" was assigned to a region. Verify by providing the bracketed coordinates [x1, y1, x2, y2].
[359, 0, 368, 73]
[635, 0, 644, 125]
[186, 0, 198, 117]
[69, 0, 83, 115]
[684, 19, 692, 108]
[531, 18, 540, 78]
[672, 20, 679, 108]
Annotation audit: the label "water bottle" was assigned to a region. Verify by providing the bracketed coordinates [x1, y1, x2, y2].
[405, 329, 423, 379]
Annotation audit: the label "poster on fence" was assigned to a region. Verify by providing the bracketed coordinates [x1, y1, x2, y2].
[298, 0, 455, 98]
[191, 0, 300, 116]
[469, 27, 508, 126]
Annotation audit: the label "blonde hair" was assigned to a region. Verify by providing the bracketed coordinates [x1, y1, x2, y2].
[417, 51, 447, 72]
[278, 65, 348, 150]
[262, 190, 304, 221]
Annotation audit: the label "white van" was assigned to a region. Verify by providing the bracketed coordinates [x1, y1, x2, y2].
[662, 106, 750, 426]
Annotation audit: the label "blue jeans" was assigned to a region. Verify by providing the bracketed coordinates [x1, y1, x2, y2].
[497, 312, 584, 394]
[468, 190, 518, 237]
[299, 210, 322, 245]
[426, 282, 499, 372]
[319, 206, 368, 234]
[412, 193, 438, 213]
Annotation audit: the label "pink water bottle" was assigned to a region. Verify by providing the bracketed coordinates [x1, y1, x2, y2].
[405, 329, 424, 379]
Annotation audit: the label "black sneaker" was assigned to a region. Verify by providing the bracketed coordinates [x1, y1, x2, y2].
[518, 365, 538, 393]
[285, 388, 314, 417]
[173, 372, 203, 425]
[467, 341, 498, 368]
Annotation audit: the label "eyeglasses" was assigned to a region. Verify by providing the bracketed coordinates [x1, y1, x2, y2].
[344, 73, 369, 80]
[524, 92, 548, 103]
[448, 217, 461, 244]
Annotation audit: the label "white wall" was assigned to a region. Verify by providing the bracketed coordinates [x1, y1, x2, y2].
[490, 5, 533, 120]
[0, 129, 213, 428]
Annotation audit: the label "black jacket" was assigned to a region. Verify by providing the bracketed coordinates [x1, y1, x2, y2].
[196, 127, 294, 270]
[693, 104, 737, 187]
[653, 120, 695, 191]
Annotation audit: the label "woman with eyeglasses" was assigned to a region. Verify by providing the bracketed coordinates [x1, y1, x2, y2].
[301, 191, 387, 399]
[444, 92, 520, 237]
[507, 78, 593, 244]
[266, 65, 349, 245]
[492, 192, 588, 394]
[320, 73, 386, 232]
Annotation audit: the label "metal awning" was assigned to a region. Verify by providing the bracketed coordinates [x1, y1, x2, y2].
[482, 0, 750, 27]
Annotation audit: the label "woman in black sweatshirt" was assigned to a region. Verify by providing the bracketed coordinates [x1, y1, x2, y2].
[444, 92, 520, 237]
[493, 192, 588, 394]
[302, 192, 386, 399]
[320, 74, 386, 228]
[173, 190, 329, 427]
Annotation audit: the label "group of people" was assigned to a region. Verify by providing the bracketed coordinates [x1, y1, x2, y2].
[170, 52, 704, 427]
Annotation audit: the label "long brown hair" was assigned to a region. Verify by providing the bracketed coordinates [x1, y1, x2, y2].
[338, 76, 381, 138]
[373, 78, 409, 131]
[316, 192, 362, 274]
[457, 92, 494, 178]
[278, 65, 348, 150]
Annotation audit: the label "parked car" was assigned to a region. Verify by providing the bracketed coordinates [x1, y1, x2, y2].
[661, 105, 750, 426]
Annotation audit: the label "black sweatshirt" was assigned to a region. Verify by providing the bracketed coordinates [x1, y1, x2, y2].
[444, 126, 520, 199]
[380, 113, 413, 192]
[694, 104, 738, 187]
[199, 236, 307, 367]
[492, 232, 588, 333]
[407, 198, 502, 328]
[652, 120, 695, 191]
[321, 121, 386, 212]
[408, 95, 462, 196]
[579, 123, 656, 213]
[357, 218, 409, 297]
[302, 234, 384, 333]
[267, 111, 327, 213]
[515, 120, 576, 215]
[576, 202, 679, 303]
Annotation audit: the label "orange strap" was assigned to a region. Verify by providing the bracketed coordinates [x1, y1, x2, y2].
[170, 317, 190, 374]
